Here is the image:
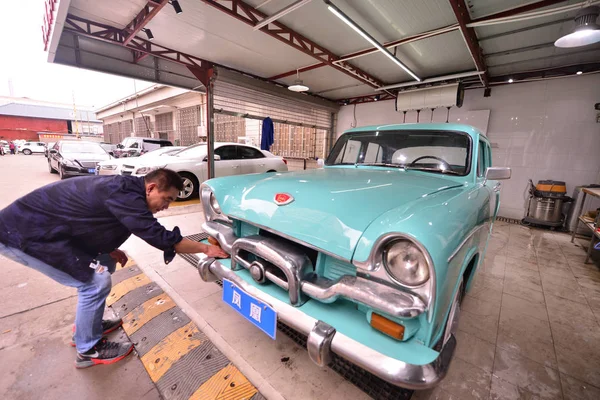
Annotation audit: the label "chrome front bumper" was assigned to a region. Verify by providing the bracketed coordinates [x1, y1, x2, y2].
[197, 255, 456, 390]
[204, 221, 427, 319]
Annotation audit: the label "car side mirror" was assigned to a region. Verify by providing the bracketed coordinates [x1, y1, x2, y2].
[485, 167, 511, 182]
[203, 155, 222, 161]
[49, 149, 57, 154]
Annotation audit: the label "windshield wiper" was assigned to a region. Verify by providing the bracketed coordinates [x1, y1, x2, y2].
[402, 166, 462, 175]
[355, 162, 404, 168]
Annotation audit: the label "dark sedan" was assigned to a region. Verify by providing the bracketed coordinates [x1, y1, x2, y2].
[48, 141, 112, 179]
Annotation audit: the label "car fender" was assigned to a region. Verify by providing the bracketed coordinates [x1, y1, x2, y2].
[352, 183, 490, 345]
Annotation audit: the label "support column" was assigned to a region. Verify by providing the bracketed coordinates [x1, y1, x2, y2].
[188, 64, 217, 179]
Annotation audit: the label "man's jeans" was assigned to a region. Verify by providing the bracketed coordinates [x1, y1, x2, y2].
[0, 243, 116, 353]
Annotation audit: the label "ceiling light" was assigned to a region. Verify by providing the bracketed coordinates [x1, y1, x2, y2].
[142, 28, 154, 40]
[170, 0, 183, 14]
[555, 6, 600, 48]
[325, 0, 420, 82]
[288, 69, 309, 92]
[576, 71, 583, 75]
[508, 78, 514, 83]
[374, 95, 380, 101]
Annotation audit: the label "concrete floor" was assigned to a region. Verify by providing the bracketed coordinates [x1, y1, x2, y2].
[2, 153, 600, 399]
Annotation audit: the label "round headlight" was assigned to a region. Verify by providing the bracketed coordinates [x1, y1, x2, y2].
[384, 240, 430, 286]
[210, 192, 221, 214]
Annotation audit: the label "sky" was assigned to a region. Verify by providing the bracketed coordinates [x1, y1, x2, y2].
[0, 0, 153, 109]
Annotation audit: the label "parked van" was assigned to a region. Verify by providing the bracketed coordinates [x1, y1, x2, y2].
[114, 137, 173, 158]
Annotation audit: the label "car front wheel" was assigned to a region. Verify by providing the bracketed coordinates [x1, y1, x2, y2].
[438, 279, 464, 351]
[59, 164, 66, 180]
[48, 160, 57, 174]
[23, 149, 32, 155]
[177, 172, 198, 201]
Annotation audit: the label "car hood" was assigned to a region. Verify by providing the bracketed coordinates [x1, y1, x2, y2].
[63, 153, 111, 162]
[212, 168, 463, 260]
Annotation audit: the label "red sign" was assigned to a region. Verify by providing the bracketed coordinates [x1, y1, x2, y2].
[42, 0, 58, 51]
[274, 193, 294, 206]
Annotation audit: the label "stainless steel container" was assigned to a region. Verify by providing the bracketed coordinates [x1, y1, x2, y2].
[528, 197, 563, 223]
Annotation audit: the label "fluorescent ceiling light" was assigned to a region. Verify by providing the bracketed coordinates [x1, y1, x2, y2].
[555, 6, 600, 48]
[325, 0, 420, 82]
[577, 70, 583, 75]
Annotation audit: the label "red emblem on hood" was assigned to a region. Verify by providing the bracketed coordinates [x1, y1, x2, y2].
[274, 193, 294, 205]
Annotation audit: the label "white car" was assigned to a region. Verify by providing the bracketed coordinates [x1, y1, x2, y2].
[97, 146, 185, 175]
[129, 142, 288, 200]
[19, 142, 47, 155]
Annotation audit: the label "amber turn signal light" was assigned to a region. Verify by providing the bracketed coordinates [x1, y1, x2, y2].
[371, 313, 405, 340]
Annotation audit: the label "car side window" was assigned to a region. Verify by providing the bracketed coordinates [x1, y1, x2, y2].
[129, 142, 139, 148]
[214, 145, 238, 160]
[238, 146, 265, 159]
[477, 141, 485, 178]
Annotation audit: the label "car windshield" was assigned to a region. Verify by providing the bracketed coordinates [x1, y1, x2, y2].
[326, 130, 471, 176]
[173, 144, 207, 158]
[61, 142, 106, 154]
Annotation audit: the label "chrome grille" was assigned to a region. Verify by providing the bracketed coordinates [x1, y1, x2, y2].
[79, 161, 98, 168]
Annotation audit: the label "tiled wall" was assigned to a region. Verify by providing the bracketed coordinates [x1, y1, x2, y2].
[337, 74, 600, 219]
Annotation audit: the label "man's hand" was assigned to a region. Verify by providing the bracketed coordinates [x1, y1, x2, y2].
[204, 244, 229, 259]
[109, 249, 129, 266]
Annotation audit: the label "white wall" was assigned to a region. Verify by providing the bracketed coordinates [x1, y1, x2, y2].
[337, 74, 600, 219]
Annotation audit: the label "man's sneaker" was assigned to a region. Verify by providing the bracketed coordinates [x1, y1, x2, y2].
[75, 338, 134, 369]
[70, 318, 123, 347]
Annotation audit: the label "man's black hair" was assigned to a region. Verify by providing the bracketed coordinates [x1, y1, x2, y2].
[144, 168, 184, 192]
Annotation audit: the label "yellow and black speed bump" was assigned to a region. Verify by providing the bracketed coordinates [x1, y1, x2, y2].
[108, 258, 264, 400]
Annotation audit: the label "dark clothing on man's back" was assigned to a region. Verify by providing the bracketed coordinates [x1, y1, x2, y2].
[0, 175, 182, 283]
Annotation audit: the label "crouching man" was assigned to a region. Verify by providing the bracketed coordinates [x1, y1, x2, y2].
[0, 168, 227, 368]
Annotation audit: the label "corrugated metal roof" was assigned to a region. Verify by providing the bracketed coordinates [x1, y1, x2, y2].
[54, 0, 600, 101]
[0, 103, 101, 122]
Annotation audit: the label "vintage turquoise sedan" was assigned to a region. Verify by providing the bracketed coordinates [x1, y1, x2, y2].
[196, 123, 511, 389]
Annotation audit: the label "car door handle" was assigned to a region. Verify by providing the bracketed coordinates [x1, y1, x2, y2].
[493, 183, 501, 192]
[259, 164, 265, 167]
[232, 165, 240, 169]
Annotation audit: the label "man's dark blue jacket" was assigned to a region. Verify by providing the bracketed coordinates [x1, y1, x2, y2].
[0, 175, 182, 283]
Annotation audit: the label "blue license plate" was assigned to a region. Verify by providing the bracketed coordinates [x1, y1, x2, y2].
[222, 278, 277, 339]
[88, 168, 96, 174]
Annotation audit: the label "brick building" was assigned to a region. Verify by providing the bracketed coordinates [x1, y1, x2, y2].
[0, 97, 103, 142]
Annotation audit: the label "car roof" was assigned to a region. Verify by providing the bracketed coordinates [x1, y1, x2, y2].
[124, 137, 172, 142]
[343, 123, 487, 141]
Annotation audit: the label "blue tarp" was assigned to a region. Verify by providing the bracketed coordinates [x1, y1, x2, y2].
[260, 117, 274, 151]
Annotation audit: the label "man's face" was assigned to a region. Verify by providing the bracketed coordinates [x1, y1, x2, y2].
[145, 183, 179, 213]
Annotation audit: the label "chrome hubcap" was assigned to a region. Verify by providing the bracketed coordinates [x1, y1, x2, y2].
[179, 178, 193, 199]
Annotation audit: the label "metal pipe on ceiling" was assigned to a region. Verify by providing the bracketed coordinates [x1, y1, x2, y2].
[269, 24, 457, 81]
[485, 42, 555, 58]
[333, 24, 459, 63]
[253, 0, 313, 31]
[478, 18, 571, 42]
[256, 0, 276, 9]
[376, 71, 484, 91]
[324, 0, 420, 81]
[467, 0, 600, 28]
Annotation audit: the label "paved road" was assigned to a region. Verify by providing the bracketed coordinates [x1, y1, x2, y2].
[0, 153, 58, 209]
[0, 154, 161, 400]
